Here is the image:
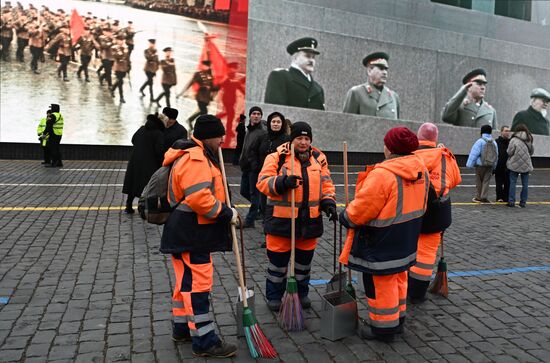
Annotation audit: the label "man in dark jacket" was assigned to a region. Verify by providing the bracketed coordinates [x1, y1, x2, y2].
[161, 107, 187, 152]
[232, 114, 246, 165]
[238, 106, 267, 228]
[494, 125, 511, 202]
[511, 88, 550, 135]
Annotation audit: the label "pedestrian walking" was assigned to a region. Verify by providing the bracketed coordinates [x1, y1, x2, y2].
[506, 124, 534, 208]
[122, 114, 165, 213]
[408, 123, 461, 303]
[442, 68, 497, 129]
[160, 114, 238, 358]
[343, 51, 400, 119]
[44, 103, 64, 167]
[511, 88, 550, 136]
[339, 127, 429, 342]
[494, 125, 511, 202]
[238, 106, 267, 229]
[139, 39, 159, 101]
[154, 47, 177, 108]
[466, 125, 498, 203]
[257, 122, 337, 311]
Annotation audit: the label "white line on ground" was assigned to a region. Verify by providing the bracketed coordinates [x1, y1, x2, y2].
[60, 169, 127, 171]
[3, 183, 549, 188]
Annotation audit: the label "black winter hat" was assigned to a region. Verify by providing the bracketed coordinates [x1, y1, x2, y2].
[249, 106, 263, 116]
[162, 107, 178, 120]
[49, 103, 60, 112]
[290, 122, 312, 141]
[194, 114, 225, 140]
[480, 124, 492, 135]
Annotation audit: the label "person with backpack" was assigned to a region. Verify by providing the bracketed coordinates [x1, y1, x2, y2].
[160, 115, 238, 358]
[256, 122, 337, 312]
[466, 124, 498, 203]
[506, 124, 534, 208]
[409, 123, 462, 303]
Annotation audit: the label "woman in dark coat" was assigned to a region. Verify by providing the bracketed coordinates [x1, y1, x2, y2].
[258, 111, 289, 221]
[122, 114, 165, 213]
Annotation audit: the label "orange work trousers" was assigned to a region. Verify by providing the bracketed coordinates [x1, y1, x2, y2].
[363, 271, 407, 335]
[408, 232, 441, 299]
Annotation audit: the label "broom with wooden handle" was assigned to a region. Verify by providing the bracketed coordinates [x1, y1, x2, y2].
[343, 141, 356, 299]
[428, 232, 448, 297]
[218, 148, 277, 358]
[278, 143, 305, 331]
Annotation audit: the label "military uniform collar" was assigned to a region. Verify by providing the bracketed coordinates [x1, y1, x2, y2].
[290, 63, 311, 82]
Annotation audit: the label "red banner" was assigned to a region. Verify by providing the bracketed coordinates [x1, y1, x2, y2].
[70, 9, 85, 45]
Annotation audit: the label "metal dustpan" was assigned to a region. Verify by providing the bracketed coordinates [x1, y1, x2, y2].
[320, 221, 357, 341]
[234, 216, 256, 337]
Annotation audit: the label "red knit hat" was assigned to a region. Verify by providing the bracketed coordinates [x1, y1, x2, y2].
[384, 127, 419, 155]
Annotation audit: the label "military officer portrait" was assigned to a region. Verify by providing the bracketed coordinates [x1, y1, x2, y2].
[442, 68, 497, 129]
[342, 52, 400, 119]
[264, 37, 325, 110]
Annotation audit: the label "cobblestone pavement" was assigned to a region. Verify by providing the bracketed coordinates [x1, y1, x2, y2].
[0, 160, 549, 362]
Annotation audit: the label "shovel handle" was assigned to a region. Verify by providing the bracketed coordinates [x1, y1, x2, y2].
[218, 147, 248, 308]
[237, 214, 246, 287]
[343, 141, 353, 286]
[333, 219, 337, 274]
[290, 143, 296, 276]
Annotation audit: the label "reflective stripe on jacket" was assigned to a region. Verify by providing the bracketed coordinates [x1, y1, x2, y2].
[37, 117, 47, 136]
[160, 137, 231, 253]
[50, 112, 63, 136]
[257, 142, 336, 239]
[339, 154, 429, 275]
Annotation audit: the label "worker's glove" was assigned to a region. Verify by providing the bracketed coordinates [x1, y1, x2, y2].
[283, 175, 302, 189]
[323, 204, 338, 221]
[339, 212, 352, 229]
[230, 207, 239, 226]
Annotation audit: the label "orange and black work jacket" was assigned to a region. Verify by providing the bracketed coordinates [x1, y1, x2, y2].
[413, 140, 462, 232]
[257, 142, 336, 239]
[160, 137, 233, 254]
[339, 154, 429, 275]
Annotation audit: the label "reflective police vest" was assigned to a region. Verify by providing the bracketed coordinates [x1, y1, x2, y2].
[339, 154, 429, 275]
[37, 117, 47, 136]
[257, 142, 336, 239]
[51, 112, 64, 136]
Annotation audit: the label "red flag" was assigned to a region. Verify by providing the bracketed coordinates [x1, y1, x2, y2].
[70, 9, 85, 45]
[215, 0, 231, 10]
[192, 36, 228, 92]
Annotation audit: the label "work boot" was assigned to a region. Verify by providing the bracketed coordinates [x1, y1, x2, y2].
[358, 321, 394, 342]
[300, 296, 311, 309]
[171, 332, 192, 343]
[124, 206, 135, 214]
[120, 98, 126, 103]
[409, 295, 427, 305]
[267, 299, 281, 312]
[193, 341, 237, 358]
[85, 77, 90, 82]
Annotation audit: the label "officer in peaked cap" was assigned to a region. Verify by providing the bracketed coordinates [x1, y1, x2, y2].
[343, 51, 401, 119]
[511, 87, 550, 135]
[264, 37, 325, 110]
[442, 68, 497, 129]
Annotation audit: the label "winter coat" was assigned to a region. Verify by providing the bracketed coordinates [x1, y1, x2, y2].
[235, 121, 246, 155]
[506, 132, 534, 173]
[122, 115, 165, 197]
[239, 122, 267, 172]
[163, 121, 188, 153]
[511, 106, 549, 136]
[466, 134, 498, 169]
[258, 128, 289, 168]
[495, 136, 510, 172]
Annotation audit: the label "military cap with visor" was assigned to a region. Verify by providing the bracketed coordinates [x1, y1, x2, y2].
[462, 68, 487, 85]
[286, 37, 320, 55]
[163, 47, 172, 52]
[362, 52, 389, 68]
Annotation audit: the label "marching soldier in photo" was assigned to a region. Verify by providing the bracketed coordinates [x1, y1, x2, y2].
[14, 11, 30, 62]
[343, 52, 400, 119]
[139, 38, 159, 101]
[110, 34, 130, 103]
[28, 18, 45, 74]
[45, 25, 71, 81]
[442, 68, 497, 129]
[1, 9, 14, 61]
[264, 37, 325, 110]
[44, 103, 64, 167]
[339, 127, 429, 342]
[257, 122, 337, 311]
[96, 26, 114, 87]
[122, 20, 135, 56]
[154, 46, 177, 108]
[75, 26, 95, 82]
[179, 60, 219, 131]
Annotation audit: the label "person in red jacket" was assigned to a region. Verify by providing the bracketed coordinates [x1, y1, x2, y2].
[257, 122, 337, 311]
[339, 127, 429, 342]
[409, 123, 462, 303]
[160, 115, 238, 358]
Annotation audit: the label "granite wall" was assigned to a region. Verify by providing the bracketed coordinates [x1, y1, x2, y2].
[245, 0, 550, 155]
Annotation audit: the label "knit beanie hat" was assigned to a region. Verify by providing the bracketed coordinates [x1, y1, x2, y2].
[193, 115, 225, 140]
[290, 122, 313, 141]
[162, 107, 178, 120]
[417, 122, 439, 142]
[480, 125, 492, 135]
[384, 127, 419, 155]
[249, 106, 263, 116]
